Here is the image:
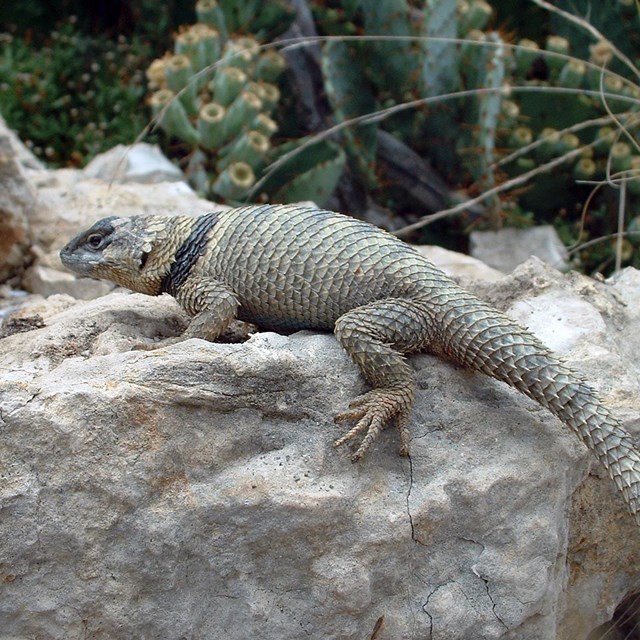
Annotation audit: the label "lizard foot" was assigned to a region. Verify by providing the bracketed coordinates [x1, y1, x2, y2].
[334, 390, 411, 462]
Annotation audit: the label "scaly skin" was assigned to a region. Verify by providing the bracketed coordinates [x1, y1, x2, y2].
[60, 204, 640, 525]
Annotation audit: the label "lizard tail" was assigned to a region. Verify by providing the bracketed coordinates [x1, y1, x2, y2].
[437, 294, 640, 525]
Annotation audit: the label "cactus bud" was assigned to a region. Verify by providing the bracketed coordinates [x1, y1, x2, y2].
[218, 130, 270, 172]
[198, 102, 226, 150]
[224, 91, 263, 140]
[165, 54, 199, 114]
[514, 39, 540, 77]
[177, 24, 221, 76]
[234, 36, 260, 62]
[537, 128, 560, 161]
[545, 36, 570, 76]
[627, 157, 640, 195]
[210, 66, 247, 106]
[589, 41, 613, 67]
[611, 141, 632, 173]
[573, 157, 596, 181]
[558, 133, 580, 154]
[175, 30, 200, 66]
[221, 41, 254, 72]
[256, 50, 287, 83]
[509, 126, 533, 148]
[500, 100, 520, 127]
[165, 54, 193, 92]
[150, 89, 200, 146]
[594, 126, 616, 155]
[212, 161, 255, 199]
[559, 59, 586, 89]
[196, 0, 227, 38]
[146, 57, 168, 90]
[253, 113, 278, 138]
[247, 81, 279, 113]
[459, 0, 493, 34]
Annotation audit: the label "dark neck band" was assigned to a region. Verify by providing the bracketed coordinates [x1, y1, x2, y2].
[161, 212, 220, 295]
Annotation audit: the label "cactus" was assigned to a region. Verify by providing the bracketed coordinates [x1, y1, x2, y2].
[422, 0, 460, 98]
[260, 139, 347, 205]
[150, 89, 200, 146]
[321, 40, 378, 186]
[197, 102, 226, 150]
[195, 0, 295, 40]
[143, 0, 640, 271]
[359, 0, 416, 93]
[469, 31, 507, 217]
[212, 161, 255, 199]
[147, 1, 347, 205]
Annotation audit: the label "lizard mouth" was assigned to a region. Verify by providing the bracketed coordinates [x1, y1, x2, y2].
[59, 247, 100, 277]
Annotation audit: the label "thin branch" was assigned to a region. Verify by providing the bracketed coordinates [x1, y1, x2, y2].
[250, 84, 640, 202]
[394, 142, 596, 237]
[529, 0, 640, 81]
[616, 175, 627, 272]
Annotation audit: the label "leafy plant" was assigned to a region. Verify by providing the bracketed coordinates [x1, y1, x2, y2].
[0, 17, 156, 166]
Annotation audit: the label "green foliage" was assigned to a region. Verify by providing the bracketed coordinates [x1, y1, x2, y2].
[311, 0, 508, 208]
[495, 25, 640, 272]
[308, 0, 640, 273]
[3, 0, 640, 274]
[0, 18, 155, 166]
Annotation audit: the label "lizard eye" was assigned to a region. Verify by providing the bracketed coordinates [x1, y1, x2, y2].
[86, 233, 105, 250]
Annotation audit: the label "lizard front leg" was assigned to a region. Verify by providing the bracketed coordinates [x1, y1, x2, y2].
[139, 276, 239, 349]
[333, 299, 432, 462]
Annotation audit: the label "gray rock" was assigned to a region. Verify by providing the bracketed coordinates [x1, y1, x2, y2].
[1, 259, 639, 639]
[470, 225, 570, 273]
[21, 264, 115, 299]
[0, 134, 37, 282]
[83, 143, 184, 184]
[415, 244, 505, 283]
[0, 114, 45, 170]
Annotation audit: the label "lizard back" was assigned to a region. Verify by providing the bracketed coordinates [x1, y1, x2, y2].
[196, 204, 445, 331]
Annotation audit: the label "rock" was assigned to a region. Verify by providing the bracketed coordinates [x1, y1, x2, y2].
[83, 143, 184, 184]
[21, 264, 115, 299]
[0, 114, 45, 170]
[416, 244, 505, 283]
[0, 134, 37, 283]
[1, 259, 639, 639]
[470, 225, 570, 273]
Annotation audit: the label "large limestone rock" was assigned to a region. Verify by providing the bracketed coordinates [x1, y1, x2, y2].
[470, 225, 570, 273]
[2, 254, 639, 639]
[0, 130, 37, 282]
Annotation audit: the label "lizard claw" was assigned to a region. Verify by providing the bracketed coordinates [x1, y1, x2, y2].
[334, 390, 411, 461]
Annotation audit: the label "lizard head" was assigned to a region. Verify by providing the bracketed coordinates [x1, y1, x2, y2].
[60, 215, 175, 295]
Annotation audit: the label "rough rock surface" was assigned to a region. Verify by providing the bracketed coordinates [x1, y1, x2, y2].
[0, 131, 37, 282]
[470, 225, 570, 273]
[0, 114, 45, 170]
[2, 253, 640, 639]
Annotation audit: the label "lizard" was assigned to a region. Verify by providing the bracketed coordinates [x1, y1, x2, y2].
[59, 203, 640, 526]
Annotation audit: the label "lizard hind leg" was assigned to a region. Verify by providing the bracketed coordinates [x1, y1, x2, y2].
[333, 299, 432, 461]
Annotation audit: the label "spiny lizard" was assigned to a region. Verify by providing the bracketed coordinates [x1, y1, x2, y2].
[60, 204, 640, 526]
